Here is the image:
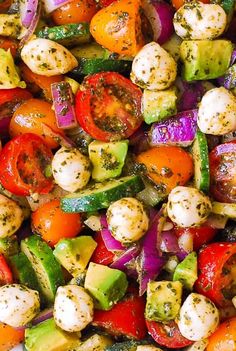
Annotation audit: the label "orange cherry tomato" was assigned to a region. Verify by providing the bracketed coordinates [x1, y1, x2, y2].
[32, 199, 82, 247]
[0, 322, 24, 351]
[0, 37, 18, 57]
[19, 63, 63, 100]
[90, 0, 144, 56]
[9, 98, 65, 149]
[207, 317, 236, 351]
[172, 0, 210, 9]
[52, 0, 98, 25]
[136, 146, 193, 195]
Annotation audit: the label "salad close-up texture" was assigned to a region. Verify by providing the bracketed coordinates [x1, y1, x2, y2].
[0, 0, 236, 350]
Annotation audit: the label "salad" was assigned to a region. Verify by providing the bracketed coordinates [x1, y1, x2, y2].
[0, 0, 236, 350]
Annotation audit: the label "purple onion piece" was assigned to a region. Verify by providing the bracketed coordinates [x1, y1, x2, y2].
[110, 245, 140, 277]
[129, 127, 150, 154]
[177, 79, 205, 112]
[230, 48, 236, 66]
[31, 308, 53, 325]
[160, 230, 180, 253]
[19, 2, 41, 47]
[218, 64, 236, 90]
[20, 0, 38, 28]
[0, 116, 11, 138]
[100, 215, 125, 252]
[16, 220, 32, 242]
[149, 109, 198, 147]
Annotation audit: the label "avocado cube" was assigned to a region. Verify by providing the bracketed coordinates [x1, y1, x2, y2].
[75, 334, 113, 351]
[142, 88, 177, 125]
[84, 262, 128, 310]
[0, 236, 18, 257]
[173, 251, 198, 290]
[145, 281, 182, 322]
[53, 236, 97, 277]
[25, 318, 81, 351]
[180, 40, 233, 81]
[88, 140, 128, 182]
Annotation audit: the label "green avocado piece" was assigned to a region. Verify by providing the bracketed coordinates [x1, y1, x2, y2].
[145, 280, 182, 322]
[180, 40, 233, 81]
[0, 48, 26, 89]
[25, 318, 81, 351]
[89, 140, 128, 182]
[0, 236, 18, 257]
[84, 262, 128, 310]
[75, 334, 113, 351]
[173, 252, 198, 290]
[53, 236, 97, 277]
[142, 88, 177, 125]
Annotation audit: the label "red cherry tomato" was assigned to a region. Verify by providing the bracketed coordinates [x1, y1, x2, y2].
[90, 232, 115, 265]
[0, 133, 53, 196]
[207, 317, 236, 351]
[75, 72, 143, 142]
[175, 224, 217, 250]
[195, 242, 236, 307]
[92, 293, 147, 339]
[0, 88, 32, 106]
[0, 255, 13, 285]
[146, 320, 193, 349]
[209, 141, 236, 203]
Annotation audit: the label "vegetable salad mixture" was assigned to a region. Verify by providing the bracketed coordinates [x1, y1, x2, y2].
[0, 0, 236, 350]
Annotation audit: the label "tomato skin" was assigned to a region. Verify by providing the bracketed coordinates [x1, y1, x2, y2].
[32, 199, 82, 247]
[52, 0, 98, 25]
[0, 88, 32, 106]
[146, 320, 193, 349]
[207, 317, 236, 351]
[92, 293, 147, 339]
[98, 0, 116, 6]
[75, 72, 143, 142]
[91, 231, 115, 265]
[0, 0, 12, 13]
[0, 322, 24, 351]
[136, 146, 193, 195]
[175, 224, 217, 251]
[209, 141, 236, 203]
[0, 133, 53, 196]
[0, 37, 18, 57]
[9, 98, 65, 149]
[0, 255, 13, 285]
[195, 242, 236, 308]
[172, 0, 210, 9]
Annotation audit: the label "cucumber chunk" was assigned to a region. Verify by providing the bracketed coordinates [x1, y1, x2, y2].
[192, 130, 210, 193]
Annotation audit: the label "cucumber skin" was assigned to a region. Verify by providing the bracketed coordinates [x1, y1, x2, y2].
[193, 130, 210, 193]
[61, 176, 145, 213]
[71, 58, 132, 75]
[21, 235, 64, 304]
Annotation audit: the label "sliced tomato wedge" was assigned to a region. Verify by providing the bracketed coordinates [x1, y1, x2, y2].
[75, 72, 143, 142]
[209, 141, 236, 203]
[91, 231, 115, 265]
[146, 320, 193, 349]
[0, 88, 32, 106]
[0, 133, 53, 196]
[195, 242, 236, 307]
[175, 224, 217, 251]
[0, 255, 13, 285]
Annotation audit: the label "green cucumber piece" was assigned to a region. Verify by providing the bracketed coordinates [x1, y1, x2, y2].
[221, 0, 235, 13]
[9, 252, 41, 292]
[21, 235, 64, 305]
[71, 43, 132, 75]
[61, 175, 144, 213]
[192, 130, 210, 193]
[36, 23, 90, 47]
[105, 340, 149, 351]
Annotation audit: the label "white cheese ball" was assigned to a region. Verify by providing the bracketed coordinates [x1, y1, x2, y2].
[166, 186, 212, 227]
[21, 38, 78, 76]
[198, 87, 236, 135]
[177, 293, 219, 341]
[54, 285, 94, 332]
[137, 346, 163, 351]
[173, 2, 227, 40]
[107, 197, 149, 244]
[185, 339, 209, 351]
[0, 284, 40, 327]
[52, 147, 91, 192]
[131, 42, 177, 90]
[0, 194, 24, 238]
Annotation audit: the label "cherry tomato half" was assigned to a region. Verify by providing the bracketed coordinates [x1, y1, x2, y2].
[32, 199, 82, 247]
[209, 141, 236, 203]
[207, 317, 236, 351]
[75, 72, 143, 142]
[91, 231, 115, 265]
[146, 320, 193, 349]
[195, 242, 236, 307]
[0, 133, 53, 196]
[175, 224, 217, 251]
[0, 255, 13, 285]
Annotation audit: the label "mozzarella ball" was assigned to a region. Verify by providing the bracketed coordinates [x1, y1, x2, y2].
[107, 197, 149, 244]
[167, 186, 212, 227]
[137, 346, 163, 351]
[173, 2, 226, 40]
[131, 42, 177, 90]
[185, 339, 209, 351]
[0, 194, 24, 238]
[52, 147, 91, 192]
[21, 38, 78, 76]
[177, 293, 219, 341]
[54, 285, 94, 332]
[198, 87, 236, 135]
[0, 284, 40, 327]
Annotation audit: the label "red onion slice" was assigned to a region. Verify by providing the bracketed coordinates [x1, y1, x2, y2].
[19, 1, 41, 47]
[42, 0, 72, 14]
[100, 215, 125, 252]
[110, 245, 140, 275]
[51, 81, 78, 130]
[32, 308, 53, 325]
[20, 0, 38, 28]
